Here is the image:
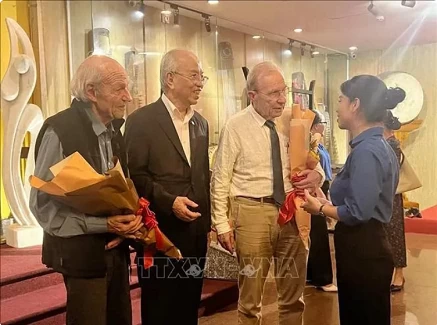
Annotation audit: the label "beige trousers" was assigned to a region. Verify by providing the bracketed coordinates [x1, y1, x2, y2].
[231, 197, 308, 325]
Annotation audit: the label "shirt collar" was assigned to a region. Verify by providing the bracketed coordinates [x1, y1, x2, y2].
[161, 93, 194, 122]
[83, 106, 114, 137]
[248, 105, 270, 128]
[350, 127, 384, 148]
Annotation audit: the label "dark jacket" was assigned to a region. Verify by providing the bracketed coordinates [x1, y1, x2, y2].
[125, 99, 211, 257]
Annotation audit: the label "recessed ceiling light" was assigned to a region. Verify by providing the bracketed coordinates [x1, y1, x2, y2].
[208, 0, 219, 4]
[293, 28, 303, 33]
[161, 10, 171, 15]
[312, 51, 320, 55]
[252, 35, 261, 39]
[349, 46, 358, 51]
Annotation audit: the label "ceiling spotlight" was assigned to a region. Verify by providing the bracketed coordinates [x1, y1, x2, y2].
[401, 1, 416, 8]
[310, 46, 319, 58]
[208, 0, 219, 4]
[293, 28, 303, 33]
[170, 4, 179, 25]
[203, 14, 211, 32]
[368, 1, 385, 21]
[311, 47, 320, 57]
[300, 43, 306, 56]
[135, 1, 146, 18]
[349, 46, 358, 51]
[285, 39, 293, 55]
[161, 10, 171, 15]
[252, 35, 261, 39]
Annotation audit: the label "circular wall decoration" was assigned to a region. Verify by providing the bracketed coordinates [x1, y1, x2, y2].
[379, 72, 424, 124]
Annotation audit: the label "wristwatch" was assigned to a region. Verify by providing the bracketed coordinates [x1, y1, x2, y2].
[319, 204, 326, 217]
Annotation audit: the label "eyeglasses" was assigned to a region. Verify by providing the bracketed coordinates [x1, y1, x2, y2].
[171, 71, 209, 86]
[255, 86, 289, 99]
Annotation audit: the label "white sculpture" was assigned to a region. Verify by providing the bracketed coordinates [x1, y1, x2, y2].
[1, 18, 44, 247]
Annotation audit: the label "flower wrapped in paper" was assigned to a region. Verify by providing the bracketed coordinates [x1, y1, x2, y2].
[29, 152, 182, 268]
[277, 104, 321, 249]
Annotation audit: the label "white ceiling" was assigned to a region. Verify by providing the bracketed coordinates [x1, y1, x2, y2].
[167, 0, 437, 53]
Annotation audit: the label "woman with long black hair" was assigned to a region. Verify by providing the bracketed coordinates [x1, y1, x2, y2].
[302, 75, 405, 325]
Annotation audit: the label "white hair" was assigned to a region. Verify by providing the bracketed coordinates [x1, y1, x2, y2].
[160, 50, 181, 91]
[70, 55, 108, 102]
[246, 61, 284, 91]
[160, 49, 198, 91]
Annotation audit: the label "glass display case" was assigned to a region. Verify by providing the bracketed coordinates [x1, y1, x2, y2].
[67, 0, 350, 163]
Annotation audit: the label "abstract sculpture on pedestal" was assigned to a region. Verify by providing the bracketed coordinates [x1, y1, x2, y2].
[1, 18, 44, 247]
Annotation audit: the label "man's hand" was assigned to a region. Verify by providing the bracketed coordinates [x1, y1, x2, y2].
[172, 196, 201, 222]
[293, 169, 322, 190]
[107, 214, 143, 237]
[105, 237, 124, 250]
[217, 231, 235, 254]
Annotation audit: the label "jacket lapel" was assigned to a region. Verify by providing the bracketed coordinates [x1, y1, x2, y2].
[155, 99, 190, 166]
[189, 117, 197, 168]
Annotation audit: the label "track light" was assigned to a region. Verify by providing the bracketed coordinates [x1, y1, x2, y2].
[301, 43, 306, 56]
[310, 46, 319, 58]
[203, 14, 211, 32]
[368, 1, 385, 21]
[170, 4, 179, 25]
[134, 0, 145, 18]
[285, 39, 293, 55]
[401, 0, 416, 8]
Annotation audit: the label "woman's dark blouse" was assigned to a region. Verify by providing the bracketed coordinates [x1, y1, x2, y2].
[330, 127, 400, 226]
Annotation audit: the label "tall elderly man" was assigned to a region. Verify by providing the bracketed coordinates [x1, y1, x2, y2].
[211, 62, 325, 325]
[125, 49, 210, 325]
[30, 55, 142, 325]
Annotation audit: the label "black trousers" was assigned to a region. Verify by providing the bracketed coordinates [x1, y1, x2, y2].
[307, 181, 333, 286]
[138, 233, 208, 325]
[334, 219, 394, 325]
[63, 247, 132, 325]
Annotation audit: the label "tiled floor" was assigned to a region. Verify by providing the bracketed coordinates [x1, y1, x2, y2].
[199, 233, 437, 325]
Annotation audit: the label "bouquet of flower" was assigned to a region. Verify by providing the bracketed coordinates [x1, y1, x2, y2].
[30, 152, 182, 268]
[278, 104, 320, 249]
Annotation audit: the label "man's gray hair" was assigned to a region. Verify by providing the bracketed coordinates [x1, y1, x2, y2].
[160, 49, 199, 90]
[70, 56, 105, 102]
[246, 61, 284, 91]
[160, 50, 182, 90]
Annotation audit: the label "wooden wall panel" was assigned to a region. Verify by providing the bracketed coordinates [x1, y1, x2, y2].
[263, 38, 282, 68]
[68, 0, 92, 75]
[245, 34, 264, 69]
[29, 0, 70, 118]
[143, 6, 166, 105]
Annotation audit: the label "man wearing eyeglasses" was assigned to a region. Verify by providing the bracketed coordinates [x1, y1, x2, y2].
[125, 49, 210, 325]
[211, 62, 325, 325]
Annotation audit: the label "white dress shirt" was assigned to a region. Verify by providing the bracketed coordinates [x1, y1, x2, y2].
[211, 105, 325, 235]
[162, 93, 194, 165]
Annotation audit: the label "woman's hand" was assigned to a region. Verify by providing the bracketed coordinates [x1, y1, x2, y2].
[301, 189, 326, 215]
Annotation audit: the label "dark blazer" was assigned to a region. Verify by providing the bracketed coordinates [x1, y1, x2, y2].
[125, 98, 211, 256]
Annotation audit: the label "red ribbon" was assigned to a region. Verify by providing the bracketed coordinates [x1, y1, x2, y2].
[136, 198, 164, 269]
[278, 174, 306, 226]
